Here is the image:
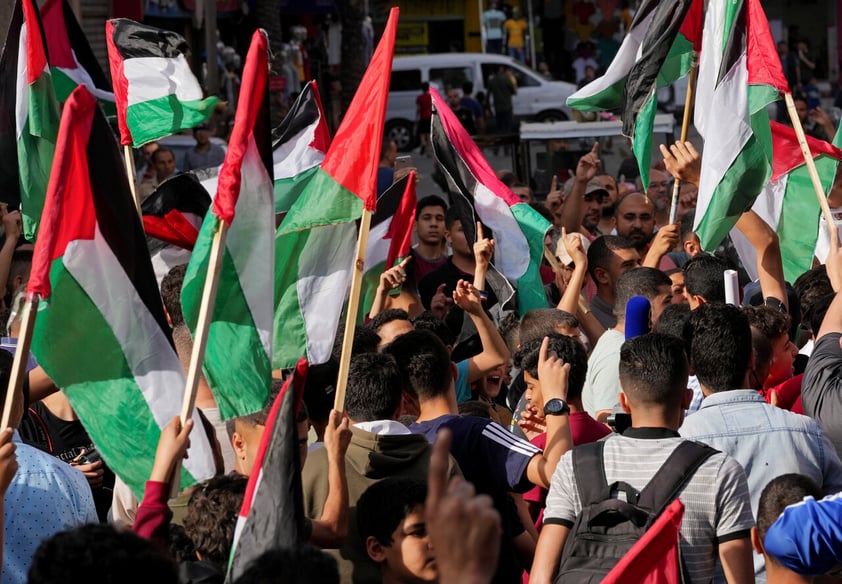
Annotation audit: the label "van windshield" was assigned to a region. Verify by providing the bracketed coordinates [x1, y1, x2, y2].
[430, 66, 473, 91]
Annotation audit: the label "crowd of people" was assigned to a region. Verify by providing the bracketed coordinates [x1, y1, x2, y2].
[2, 118, 842, 582]
[6, 34, 842, 584]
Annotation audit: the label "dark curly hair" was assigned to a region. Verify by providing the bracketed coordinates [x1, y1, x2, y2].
[160, 263, 188, 327]
[183, 474, 248, 571]
[28, 523, 178, 584]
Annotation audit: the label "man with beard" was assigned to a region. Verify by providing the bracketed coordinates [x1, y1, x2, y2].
[558, 143, 608, 240]
[561, 177, 608, 240]
[615, 192, 679, 271]
[596, 173, 619, 235]
[646, 167, 672, 227]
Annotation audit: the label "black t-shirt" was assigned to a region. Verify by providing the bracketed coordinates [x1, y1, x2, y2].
[417, 258, 499, 309]
[19, 401, 115, 521]
[453, 107, 477, 135]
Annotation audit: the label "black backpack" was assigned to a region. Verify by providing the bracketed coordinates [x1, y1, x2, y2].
[554, 440, 717, 584]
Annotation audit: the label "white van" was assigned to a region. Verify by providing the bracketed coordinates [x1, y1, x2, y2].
[386, 53, 578, 150]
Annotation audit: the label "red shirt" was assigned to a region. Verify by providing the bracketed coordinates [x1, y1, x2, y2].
[523, 411, 611, 510]
[416, 92, 433, 119]
[761, 373, 804, 415]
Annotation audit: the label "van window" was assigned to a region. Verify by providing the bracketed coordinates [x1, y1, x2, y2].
[481, 63, 541, 87]
[510, 65, 542, 88]
[429, 67, 473, 92]
[391, 69, 422, 92]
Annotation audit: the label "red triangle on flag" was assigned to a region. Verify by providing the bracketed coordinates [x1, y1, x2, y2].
[385, 171, 417, 269]
[770, 120, 842, 182]
[321, 7, 399, 212]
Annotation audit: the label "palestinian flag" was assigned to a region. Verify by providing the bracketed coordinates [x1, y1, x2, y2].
[361, 172, 417, 320]
[733, 121, 842, 282]
[273, 81, 331, 214]
[141, 171, 213, 250]
[106, 18, 218, 147]
[430, 87, 550, 315]
[623, 0, 702, 190]
[227, 358, 308, 582]
[40, 0, 115, 113]
[693, 0, 789, 249]
[181, 30, 274, 421]
[274, 8, 398, 369]
[0, 0, 60, 242]
[28, 85, 216, 499]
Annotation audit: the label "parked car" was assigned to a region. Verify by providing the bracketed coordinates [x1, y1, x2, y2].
[386, 52, 578, 150]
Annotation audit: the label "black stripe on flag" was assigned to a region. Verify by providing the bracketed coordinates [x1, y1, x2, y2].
[141, 173, 212, 218]
[429, 110, 488, 247]
[61, 0, 111, 92]
[272, 82, 321, 152]
[622, 0, 694, 137]
[372, 172, 410, 228]
[227, 365, 306, 581]
[109, 18, 188, 60]
[0, 0, 24, 212]
[87, 104, 175, 347]
[717, 0, 748, 88]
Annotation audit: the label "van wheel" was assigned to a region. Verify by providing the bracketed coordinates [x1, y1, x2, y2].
[386, 120, 416, 152]
[535, 109, 568, 123]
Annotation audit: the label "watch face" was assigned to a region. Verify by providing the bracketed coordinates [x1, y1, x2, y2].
[545, 399, 568, 415]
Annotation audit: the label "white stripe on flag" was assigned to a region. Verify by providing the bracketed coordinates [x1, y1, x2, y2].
[123, 54, 204, 105]
[694, 0, 728, 139]
[273, 124, 324, 180]
[64, 226, 216, 482]
[15, 23, 29, 140]
[730, 174, 788, 282]
[56, 50, 115, 102]
[296, 221, 357, 364]
[363, 219, 391, 272]
[473, 182, 530, 280]
[694, 53, 752, 235]
[226, 136, 275, 359]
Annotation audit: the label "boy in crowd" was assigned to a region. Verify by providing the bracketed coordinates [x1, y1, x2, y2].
[357, 478, 436, 584]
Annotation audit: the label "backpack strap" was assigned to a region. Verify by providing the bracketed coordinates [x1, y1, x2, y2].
[571, 441, 611, 507]
[637, 440, 718, 520]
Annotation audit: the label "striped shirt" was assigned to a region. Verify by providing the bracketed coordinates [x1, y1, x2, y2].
[544, 428, 754, 583]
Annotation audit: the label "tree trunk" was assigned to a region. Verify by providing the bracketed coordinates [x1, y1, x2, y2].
[254, 0, 285, 125]
[0, 1, 14, 48]
[339, 0, 366, 116]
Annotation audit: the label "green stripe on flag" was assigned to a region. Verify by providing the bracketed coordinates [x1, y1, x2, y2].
[510, 202, 552, 314]
[568, 80, 626, 112]
[18, 73, 59, 241]
[33, 259, 198, 498]
[275, 166, 320, 214]
[696, 84, 778, 249]
[278, 167, 364, 234]
[52, 67, 117, 116]
[274, 228, 310, 369]
[182, 215, 272, 420]
[126, 94, 219, 147]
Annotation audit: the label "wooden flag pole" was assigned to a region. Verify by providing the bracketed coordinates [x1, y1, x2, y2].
[784, 91, 838, 245]
[668, 55, 699, 224]
[0, 294, 39, 430]
[334, 208, 374, 412]
[180, 222, 229, 424]
[123, 145, 143, 218]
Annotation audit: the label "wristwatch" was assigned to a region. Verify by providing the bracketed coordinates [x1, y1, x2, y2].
[543, 398, 570, 416]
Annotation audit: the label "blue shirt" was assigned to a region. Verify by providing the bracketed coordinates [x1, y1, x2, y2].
[3, 431, 97, 584]
[680, 390, 842, 581]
